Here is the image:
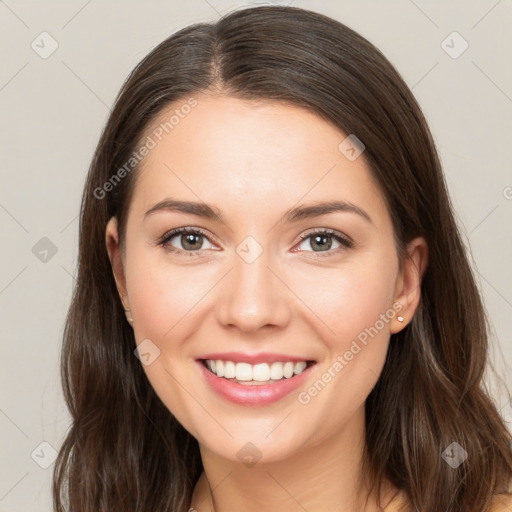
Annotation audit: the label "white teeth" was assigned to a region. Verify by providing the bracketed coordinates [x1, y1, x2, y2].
[216, 360, 224, 377]
[224, 360, 236, 379]
[204, 359, 311, 382]
[235, 362, 253, 381]
[294, 361, 307, 374]
[269, 362, 284, 380]
[283, 361, 294, 378]
[253, 363, 270, 381]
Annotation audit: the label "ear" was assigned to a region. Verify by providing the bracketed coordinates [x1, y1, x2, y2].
[391, 236, 429, 333]
[105, 216, 129, 310]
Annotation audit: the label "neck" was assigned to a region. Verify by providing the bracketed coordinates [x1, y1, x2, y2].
[189, 406, 396, 512]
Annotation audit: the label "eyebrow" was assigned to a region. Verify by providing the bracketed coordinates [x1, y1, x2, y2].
[144, 198, 372, 224]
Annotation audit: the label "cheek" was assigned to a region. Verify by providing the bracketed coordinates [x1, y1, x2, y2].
[124, 251, 214, 436]
[288, 254, 398, 423]
[126, 249, 215, 342]
[290, 253, 398, 351]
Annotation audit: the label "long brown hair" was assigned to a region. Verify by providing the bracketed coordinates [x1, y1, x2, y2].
[53, 6, 512, 511]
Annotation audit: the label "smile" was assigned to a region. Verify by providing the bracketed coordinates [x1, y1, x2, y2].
[201, 359, 312, 384]
[196, 354, 317, 406]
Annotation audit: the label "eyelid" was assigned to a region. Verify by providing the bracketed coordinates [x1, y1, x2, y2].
[295, 227, 353, 246]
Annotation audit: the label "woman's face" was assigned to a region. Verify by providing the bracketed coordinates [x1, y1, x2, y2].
[106, 94, 425, 463]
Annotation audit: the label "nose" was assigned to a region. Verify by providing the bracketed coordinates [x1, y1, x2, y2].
[215, 247, 292, 334]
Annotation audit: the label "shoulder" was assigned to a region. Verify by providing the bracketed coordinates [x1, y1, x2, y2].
[486, 491, 512, 512]
[381, 489, 411, 512]
[382, 489, 512, 512]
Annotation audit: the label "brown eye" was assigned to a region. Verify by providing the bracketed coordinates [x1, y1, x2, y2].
[158, 228, 215, 255]
[177, 232, 204, 251]
[294, 229, 353, 256]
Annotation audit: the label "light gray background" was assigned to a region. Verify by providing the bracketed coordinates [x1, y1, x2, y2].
[1, 1, 511, 510]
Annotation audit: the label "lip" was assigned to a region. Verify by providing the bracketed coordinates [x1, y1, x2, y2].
[196, 358, 316, 406]
[197, 351, 313, 365]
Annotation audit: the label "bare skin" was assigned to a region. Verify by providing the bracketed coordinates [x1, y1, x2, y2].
[106, 94, 428, 512]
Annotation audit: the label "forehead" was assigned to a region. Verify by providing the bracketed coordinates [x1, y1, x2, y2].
[129, 94, 389, 227]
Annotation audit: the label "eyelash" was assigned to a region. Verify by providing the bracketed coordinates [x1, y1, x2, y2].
[157, 227, 353, 258]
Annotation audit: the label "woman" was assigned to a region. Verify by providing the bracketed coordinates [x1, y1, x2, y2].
[52, 5, 512, 512]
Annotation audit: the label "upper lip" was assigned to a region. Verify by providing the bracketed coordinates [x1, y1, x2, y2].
[197, 352, 315, 365]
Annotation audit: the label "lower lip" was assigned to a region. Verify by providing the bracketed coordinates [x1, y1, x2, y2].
[196, 360, 314, 406]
